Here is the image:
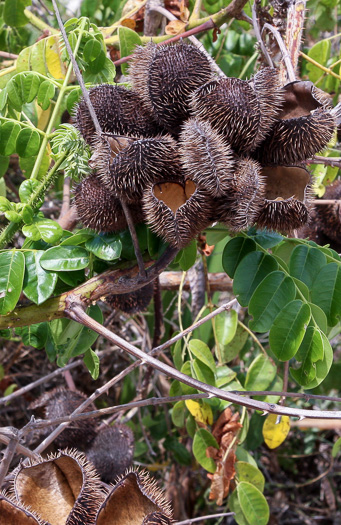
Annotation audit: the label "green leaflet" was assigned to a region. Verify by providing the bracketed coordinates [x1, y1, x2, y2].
[237, 481, 270, 525]
[192, 428, 219, 473]
[233, 252, 278, 307]
[118, 26, 142, 75]
[0, 250, 25, 315]
[311, 263, 341, 326]
[245, 354, 277, 391]
[222, 237, 257, 278]
[290, 326, 324, 386]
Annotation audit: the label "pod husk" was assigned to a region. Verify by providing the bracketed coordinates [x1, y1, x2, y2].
[142, 180, 213, 249]
[106, 283, 154, 314]
[314, 179, 341, 244]
[0, 493, 43, 525]
[179, 119, 235, 197]
[129, 42, 214, 133]
[74, 174, 143, 233]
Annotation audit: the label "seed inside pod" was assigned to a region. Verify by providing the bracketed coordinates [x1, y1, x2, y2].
[75, 84, 162, 146]
[215, 157, 265, 231]
[129, 42, 215, 134]
[255, 165, 311, 231]
[254, 81, 337, 164]
[190, 67, 283, 154]
[106, 282, 154, 314]
[179, 119, 235, 197]
[142, 179, 212, 249]
[74, 174, 143, 233]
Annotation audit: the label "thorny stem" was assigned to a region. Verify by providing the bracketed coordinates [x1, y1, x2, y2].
[251, 2, 273, 68]
[65, 303, 341, 419]
[121, 201, 147, 277]
[307, 156, 341, 169]
[311, 199, 341, 205]
[0, 433, 39, 461]
[262, 23, 296, 83]
[231, 391, 341, 403]
[0, 430, 19, 487]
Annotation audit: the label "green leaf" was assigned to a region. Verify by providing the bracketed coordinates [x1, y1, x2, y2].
[23, 251, 58, 304]
[297, 331, 333, 389]
[332, 437, 341, 458]
[229, 490, 249, 525]
[289, 245, 327, 288]
[236, 447, 258, 468]
[37, 80, 55, 110]
[164, 436, 192, 466]
[215, 309, 238, 363]
[19, 179, 41, 203]
[0, 90, 8, 111]
[83, 38, 102, 62]
[0, 122, 21, 156]
[222, 237, 257, 278]
[17, 322, 48, 349]
[4, 0, 31, 26]
[217, 322, 248, 364]
[16, 128, 41, 158]
[171, 400, 186, 427]
[233, 252, 278, 307]
[83, 348, 100, 379]
[66, 89, 81, 113]
[311, 263, 341, 326]
[22, 73, 41, 103]
[248, 271, 296, 332]
[0, 156, 10, 178]
[192, 428, 219, 473]
[237, 481, 269, 525]
[188, 339, 216, 372]
[22, 218, 63, 244]
[192, 358, 216, 386]
[6, 77, 23, 111]
[309, 303, 327, 334]
[40, 246, 90, 271]
[58, 269, 85, 286]
[118, 26, 142, 75]
[0, 250, 25, 315]
[60, 230, 94, 246]
[85, 234, 122, 261]
[307, 40, 331, 84]
[180, 361, 198, 395]
[270, 300, 311, 361]
[249, 230, 283, 249]
[290, 326, 324, 386]
[245, 354, 277, 391]
[172, 340, 183, 371]
[179, 241, 197, 271]
[235, 462, 265, 492]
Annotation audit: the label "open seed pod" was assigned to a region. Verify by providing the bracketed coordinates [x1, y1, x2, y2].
[29, 387, 98, 450]
[190, 67, 283, 154]
[128, 42, 214, 134]
[179, 119, 235, 197]
[75, 85, 161, 146]
[314, 179, 341, 245]
[86, 423, 134, 483]
[95, 469, 173, 525]
[215, 158, 265, 231]
[142, 179, 213, 249]
[74, 175, 143, 233]
[0, 493, 43, 524]
[101, 136, 182, 203]
[13, 450, 104, 525]
[106, 283, 154, 315]
[255, 165, 312, 231]
[254, 81, 337, 164]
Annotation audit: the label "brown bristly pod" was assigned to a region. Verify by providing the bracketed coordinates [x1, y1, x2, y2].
[95, 468, 173, 525]
[128, 42, 215, 134]
[142, 179, 213, 249]
[75, 84, 162, 146]
[29, 387, 98, 450]
[255, 165, 312, 232]
[101, 135, 182, 204]
[179, 119, 235, 197]
[0, 493, 44, 525]
[85, 423, 134, 483]
[190, 67, 283, 154]
[106, 282, 154, 314]
[74, 174, 143, 233]
[254, 81, 337, 164]
[13, 450, 104, 525]
[307, 179, 341, 250]
[214, 157, 265, 231]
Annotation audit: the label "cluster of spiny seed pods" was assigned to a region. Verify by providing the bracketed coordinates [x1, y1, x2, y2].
[74, 41, 340, 249]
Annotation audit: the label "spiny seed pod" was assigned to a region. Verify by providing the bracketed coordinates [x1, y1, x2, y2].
[74, 175, 143, 232]
[75, 84, 162, 146]
[13, 450, 104, 525]
[254, 81, 337, 164]
[86, 423, 134, 483]
[179, 119, 235, 197]
[312, 179, 341, 247]
[0, 493, 43, 525]
[215, 158, 265, 231]
[101, 135, 182, 203]
[142, 179, 213, 249]
[255, 165, 312, 232]
[95, 469, 173, 525]
[29, 387, 98, 449]
[106, 283, 154, 314]
[190, 67, 283, 154]
[129, 42, 215, 134]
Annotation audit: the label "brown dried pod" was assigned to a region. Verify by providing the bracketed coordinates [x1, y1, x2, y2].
[29, 387, 98, 450]
[314, 179, 341, 245]
[255, 165, 312, 232]
[128, 42, 214, 133]
[106, 283, 154, 314]
[0, 493, 43, 524]
[74, 174, 143, 233]
[75, 84, 162, 146]
[86, 423, 134, 483]
[142, 179, 213, 249]
[13, 450, 104, 525]
[179, 119, 235, 197]
[254, 81, 337, 164]
[95, 469, 173, 525]
[215, 157, 265, 231]
[190, 67, 283, 154]
[101, 135, 182, 203]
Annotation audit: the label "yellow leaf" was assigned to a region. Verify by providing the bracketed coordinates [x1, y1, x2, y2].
[262, 414, 290, 449]
[36, 103, 51, 131]
[121, 18, 136, 29]
[165, 20, 187, 36]
[44, 36, 66, 80]
[185, 400, 213, 425]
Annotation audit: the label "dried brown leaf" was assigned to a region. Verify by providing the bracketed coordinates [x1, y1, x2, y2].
[165, 20, 187, 35]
